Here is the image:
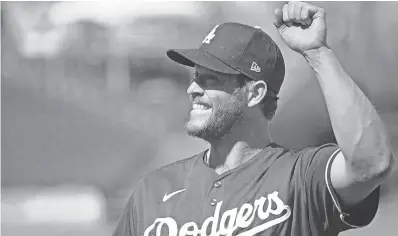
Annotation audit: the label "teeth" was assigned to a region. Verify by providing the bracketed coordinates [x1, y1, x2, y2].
[193, 104, 208, 110]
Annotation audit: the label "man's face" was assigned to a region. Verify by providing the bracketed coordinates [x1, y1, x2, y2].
[185, 65, 247, 141]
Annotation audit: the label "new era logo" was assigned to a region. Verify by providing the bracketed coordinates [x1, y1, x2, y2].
[251, 62, 261, 73]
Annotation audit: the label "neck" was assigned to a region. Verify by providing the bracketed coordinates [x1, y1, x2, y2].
[207, 116, 272, 173]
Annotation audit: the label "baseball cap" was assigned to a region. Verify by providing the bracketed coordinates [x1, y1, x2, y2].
[166, 22, 285, 94]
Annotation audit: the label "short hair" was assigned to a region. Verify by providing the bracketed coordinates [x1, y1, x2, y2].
[237, 74, 279, 120]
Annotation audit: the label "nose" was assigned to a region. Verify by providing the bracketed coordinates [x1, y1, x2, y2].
[187, 81, 204, 99]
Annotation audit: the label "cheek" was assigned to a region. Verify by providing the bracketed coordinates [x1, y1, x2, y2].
[211, 91, 244, 108]
[205, 90, 234, 104]
[204, 80, 238, 94]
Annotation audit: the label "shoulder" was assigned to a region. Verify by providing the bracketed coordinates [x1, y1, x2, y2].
[266, 142, 338, 164]
[270, 143, 339, 183]
[290, 143, 340, 165]
[291, 143, 338, 156]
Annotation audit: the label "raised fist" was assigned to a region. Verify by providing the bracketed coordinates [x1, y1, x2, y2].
[273, 1, 327, 54]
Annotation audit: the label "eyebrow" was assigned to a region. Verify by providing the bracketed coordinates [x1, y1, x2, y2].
[194, 71, 219, 80]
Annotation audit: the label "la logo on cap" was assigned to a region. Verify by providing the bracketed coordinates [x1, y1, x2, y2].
[202, 25, 219, 44]
[251, 61, 261, 73]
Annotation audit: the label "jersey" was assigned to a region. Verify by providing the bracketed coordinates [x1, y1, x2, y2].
[112, 143, 380, 236]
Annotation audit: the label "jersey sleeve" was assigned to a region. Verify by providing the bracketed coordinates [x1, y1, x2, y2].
[112, 192, 138, 236]
[298, 144, 380, 234]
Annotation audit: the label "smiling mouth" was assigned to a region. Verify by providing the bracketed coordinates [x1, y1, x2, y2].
[193, 104, 210, 110]
[191, 102, 212, 113]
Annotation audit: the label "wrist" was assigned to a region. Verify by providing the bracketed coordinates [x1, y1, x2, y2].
[302, 46, 335, 72]
[303, 45, 331, 57]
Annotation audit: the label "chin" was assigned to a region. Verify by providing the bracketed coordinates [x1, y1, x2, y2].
[185, 119, 206, 133]
[184, 119, 209, 139]
[184, 105, 244, 141]
[184, 119, 225, 142]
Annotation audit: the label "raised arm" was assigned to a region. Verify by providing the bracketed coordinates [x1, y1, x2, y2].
[274, 1, 395, 207]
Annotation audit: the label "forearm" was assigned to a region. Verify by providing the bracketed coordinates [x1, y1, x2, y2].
[304, 46, 393, 177]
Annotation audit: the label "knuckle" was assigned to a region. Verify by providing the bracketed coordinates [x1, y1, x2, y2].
[297, 5, 303, 16]
[319, 8, 326, 16]
[282, 4, 288, 12]
[301, 7, 309, 16]
[288, 6, 294, 14]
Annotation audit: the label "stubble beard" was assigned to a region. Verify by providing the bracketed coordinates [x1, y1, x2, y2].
[185, 92, 245, 142]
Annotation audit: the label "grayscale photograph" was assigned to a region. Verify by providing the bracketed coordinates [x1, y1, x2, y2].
[1, 1, 398, 236]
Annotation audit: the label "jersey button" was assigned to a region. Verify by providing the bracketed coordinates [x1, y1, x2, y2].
[210, 198, 217, 206]
[214, 181, 222, 188]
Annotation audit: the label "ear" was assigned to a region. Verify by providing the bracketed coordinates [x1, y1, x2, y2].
[247, 80, 267, 108]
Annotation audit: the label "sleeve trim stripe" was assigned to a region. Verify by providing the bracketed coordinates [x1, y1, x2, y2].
[324, 149, 363, 229]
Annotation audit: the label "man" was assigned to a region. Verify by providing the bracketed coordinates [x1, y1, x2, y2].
[113, 2, 395, 236]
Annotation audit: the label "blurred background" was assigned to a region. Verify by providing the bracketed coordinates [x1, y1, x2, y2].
[1, 1, 397, 236]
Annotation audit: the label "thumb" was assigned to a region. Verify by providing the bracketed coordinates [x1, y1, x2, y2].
[273, 8, 284, 28]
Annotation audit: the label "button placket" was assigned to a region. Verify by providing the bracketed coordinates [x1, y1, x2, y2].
[208, 179, 223, 206]
[210, 198, 217, 206]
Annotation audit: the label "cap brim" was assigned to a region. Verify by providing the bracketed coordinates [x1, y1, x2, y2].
[166, 49, 239, 74]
